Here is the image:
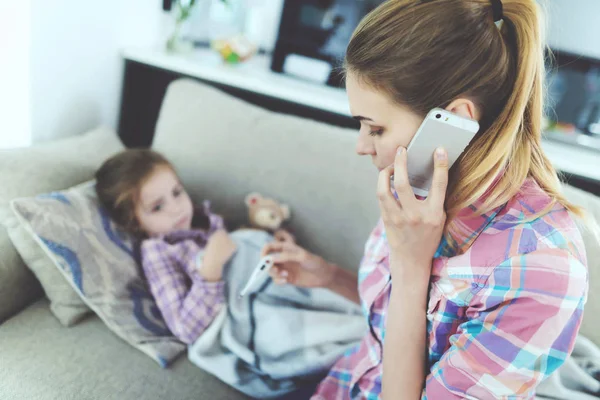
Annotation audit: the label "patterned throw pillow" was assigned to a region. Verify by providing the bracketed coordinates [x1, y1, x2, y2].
[10, 181, 186, 367]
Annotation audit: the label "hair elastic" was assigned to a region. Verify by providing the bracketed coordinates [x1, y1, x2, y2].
[490, 0, 503, 23]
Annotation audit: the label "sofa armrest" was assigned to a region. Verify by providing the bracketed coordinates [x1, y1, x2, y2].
[0, 229, 43, 323]
[0, 127, 124, 322]
[562, 184, 600, 346]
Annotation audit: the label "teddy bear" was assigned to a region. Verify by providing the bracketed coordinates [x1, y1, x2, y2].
[244, 192, 294, 242]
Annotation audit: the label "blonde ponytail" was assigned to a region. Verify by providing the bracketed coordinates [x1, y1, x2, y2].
[454, 0, 582, 222]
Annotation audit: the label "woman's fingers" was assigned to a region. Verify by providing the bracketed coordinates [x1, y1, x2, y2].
[428, 147, 449, 210]
[376, 164, 395, 203]
[271, 251, 303, 265]
[261, 243, 275, 257]
[269, 266, 290, 285]
[269, 266, 279, 279]
[377, 162, 403, 220]
[263, 241, 301, 285]
[392, 147, 417, 208]
[261, 240, 297, 257]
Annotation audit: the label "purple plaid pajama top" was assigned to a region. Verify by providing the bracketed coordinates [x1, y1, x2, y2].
[140, 201, 226, 344]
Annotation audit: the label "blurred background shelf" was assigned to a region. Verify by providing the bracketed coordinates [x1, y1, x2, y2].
[119, 46, 600, 195]
[544, 129, 600, 153]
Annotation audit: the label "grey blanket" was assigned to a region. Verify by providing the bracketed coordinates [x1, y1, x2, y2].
[536, 335, 600, 399]
[188, 229, 367, 399]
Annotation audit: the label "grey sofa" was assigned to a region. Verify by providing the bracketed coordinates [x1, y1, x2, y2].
[1, 79, 599, 400]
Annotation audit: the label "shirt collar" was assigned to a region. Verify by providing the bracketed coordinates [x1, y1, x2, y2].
[436, 179, 509, 258]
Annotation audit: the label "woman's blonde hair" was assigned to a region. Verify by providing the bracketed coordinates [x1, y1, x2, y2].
[345, 0, 583, 239]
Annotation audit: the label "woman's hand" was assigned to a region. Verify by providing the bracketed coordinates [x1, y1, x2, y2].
[261, 235, 336, 289]
[200, 229, 237, 282]
[379, 147, 449, 279]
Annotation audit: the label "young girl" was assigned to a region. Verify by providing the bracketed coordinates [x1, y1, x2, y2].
[94, 149, 366, 399]
[262, 0, 590, 399]
[95, 148, 236, 344]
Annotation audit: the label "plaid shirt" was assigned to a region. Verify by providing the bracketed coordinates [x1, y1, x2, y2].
[312, 179, 588, 399]
[140, 201, 226, 345]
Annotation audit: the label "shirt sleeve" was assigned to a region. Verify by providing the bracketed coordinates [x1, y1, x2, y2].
[422, 247, 588, 400]
[202, 200, 225, 234]
[140, 238, 226, 345]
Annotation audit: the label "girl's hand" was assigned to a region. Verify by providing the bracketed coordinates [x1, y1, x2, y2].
[379, 147, 449, 278]
[261, 239, 336, 288]
[200, 229, 237, 282]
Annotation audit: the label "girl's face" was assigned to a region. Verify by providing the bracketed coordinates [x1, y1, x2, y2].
[135, 166, 193, 237]
[346, 72, 423, 171]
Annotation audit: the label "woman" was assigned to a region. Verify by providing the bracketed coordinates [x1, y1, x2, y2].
[262, 0, 589, 398]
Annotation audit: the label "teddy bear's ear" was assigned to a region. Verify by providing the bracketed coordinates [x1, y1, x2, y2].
[245, 192, 262, 207]
[280, 205, 291, 220]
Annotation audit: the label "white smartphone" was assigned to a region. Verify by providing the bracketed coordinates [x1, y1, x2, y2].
[402, 108, 480, 197]
[239, 255, 275, 298]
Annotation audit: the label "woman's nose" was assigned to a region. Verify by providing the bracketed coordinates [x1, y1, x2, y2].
[356, 133, 375, 156]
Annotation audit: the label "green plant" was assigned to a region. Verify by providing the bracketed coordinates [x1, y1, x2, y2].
[174, 0, 228, 24]
[167, 0, 229, 52]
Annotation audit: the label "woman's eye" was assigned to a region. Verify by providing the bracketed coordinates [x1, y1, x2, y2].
[369, 128, 384, 136]
[173, 188, 182, 197]
[152, 204, 163, 213]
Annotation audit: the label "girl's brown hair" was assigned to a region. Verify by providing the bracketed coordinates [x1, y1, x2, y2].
[95, 149, 174, 235]
[345, 0, 583, 238]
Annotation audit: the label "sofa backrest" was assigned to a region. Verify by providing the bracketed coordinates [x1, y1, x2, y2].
[152, 79, 380, 273]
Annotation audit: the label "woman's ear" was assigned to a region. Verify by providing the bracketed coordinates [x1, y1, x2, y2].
[445, 98, 480, 120]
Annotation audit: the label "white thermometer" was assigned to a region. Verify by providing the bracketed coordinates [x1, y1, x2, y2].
[239, 255, 275, 297]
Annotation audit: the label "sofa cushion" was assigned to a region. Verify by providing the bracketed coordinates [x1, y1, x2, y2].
[10, 181, 186, 366]
[153, 79, 380, 275]
[0, 299, 248, 400]
[0, 127, 124, 325]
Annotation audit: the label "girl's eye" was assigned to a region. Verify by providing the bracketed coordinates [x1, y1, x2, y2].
[369, 128, 384, 136]
[173, 187, 182, 197]
[152, 204, 163, 213]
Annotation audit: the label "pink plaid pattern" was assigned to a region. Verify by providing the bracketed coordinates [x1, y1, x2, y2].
[141, 201, 227, 345]
[312, 179, 588, 399]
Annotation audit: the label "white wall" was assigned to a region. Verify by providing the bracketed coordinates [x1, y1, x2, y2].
[540, 0, 600, 59]
[0, 0, 281, 149]
[2, 0, 596, 149]
[0, 0, 32, 149]
[24, 0, 282, 145]
[241, 0, 284, 52]
[30, 0, 165, 143]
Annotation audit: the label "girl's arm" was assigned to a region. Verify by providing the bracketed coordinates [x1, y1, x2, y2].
[141, 238, 226, 345]
[198, 229, 237, 282]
